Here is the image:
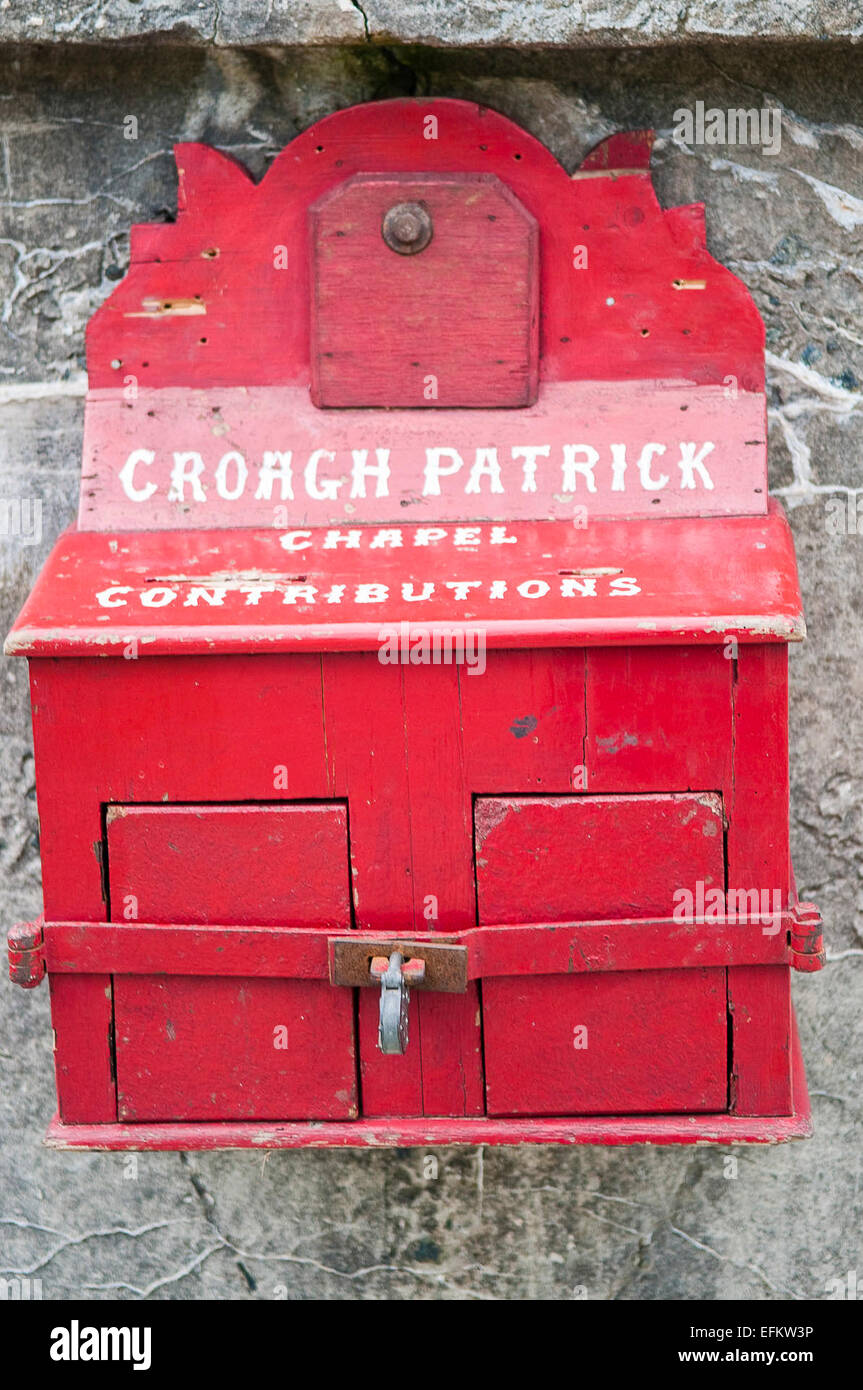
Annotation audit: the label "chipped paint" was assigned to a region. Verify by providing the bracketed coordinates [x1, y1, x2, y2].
[124, 298, 206, 319]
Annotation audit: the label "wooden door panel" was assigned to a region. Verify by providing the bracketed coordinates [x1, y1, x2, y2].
[484, 968, 728, 1116]
[476, 792, 725, 924]
[107, 802, 350, 927]
[476, 791, 729, 1116]
[108, 802, 356, 1121]
[116, 975, 356, 1122]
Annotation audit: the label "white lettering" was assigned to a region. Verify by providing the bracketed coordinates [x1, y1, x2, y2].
[323, 529, 361, 550]
[119, 449, 157, 502]
[423, 447, 463, 496]
[636, 442, 668, 491]
[140, 586, 177, 608]
[255, 451, 293, 501]
[465, 447, 504, 495]
[350, 448, 391, 499]
[168, 451, 206, 502]
[355, 583, 389, 603]
[214, 450, 247, 500]
[444, 581, 482, 600]
[562, 445, 599, 493]
[370, 528, 403, 549]
[279, 530, 312, 551]
[305, 449, 342, 501]
[182, 587, 227, 606]
[513, 444, 550, 493]
[96, 586, 132, 608]
[678, 440, 715, 490]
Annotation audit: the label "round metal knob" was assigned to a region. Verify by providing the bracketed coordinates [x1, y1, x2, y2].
[382, 202, 433, 255]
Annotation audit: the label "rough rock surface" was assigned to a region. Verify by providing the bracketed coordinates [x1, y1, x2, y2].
[1, 40, 861, 1300]
[1, 1, 863, 48]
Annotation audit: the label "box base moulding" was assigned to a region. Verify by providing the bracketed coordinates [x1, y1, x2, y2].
[44, 1021, 811, 1152]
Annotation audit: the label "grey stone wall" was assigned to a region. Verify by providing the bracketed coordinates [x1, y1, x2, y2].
[1, 33, 861, 1300]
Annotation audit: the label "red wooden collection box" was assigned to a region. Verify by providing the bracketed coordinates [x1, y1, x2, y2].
[6, 100, 823, 1149]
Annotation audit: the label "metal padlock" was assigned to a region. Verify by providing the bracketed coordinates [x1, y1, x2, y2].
[370, 951, 426, 1055]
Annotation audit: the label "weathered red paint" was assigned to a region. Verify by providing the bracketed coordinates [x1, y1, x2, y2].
[41, 1017, 813, 1151]
[310, 172, 540, 408]
[7, 917, 45, 988]
[77, 380, 767, 529]
[5, 98, 821, 1149]
[8, 505, 803, 656]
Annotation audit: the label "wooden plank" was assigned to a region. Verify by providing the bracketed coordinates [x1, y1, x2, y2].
[460, 648, 586, 792]
[77, 381, 767, 530]
[106, 797, 355, 1123]
[728, 646, 792, 1115]
[475, 792, 725, 924]
[417, 990, 484, 1117]
[44, 1106, 814, 1149]
[43, 915, 793, 977]
[484, 968, 728, 1116]
[115, 976, 357, 1122]
[86, 101, 765, 398]
[358, 986, 423, 1119]
[322, 653, 421, 1115]
[46, 922, 331, 976]
[106, 803, 350, 928]
[403, 663, 485, 1116]
[322, 653, 413, 932]
[403, 664, 474, 932]
[49, 974, 116, 1124]
[585, 645, 733, 794]
[30, 654, 330, 806]
[729, 966, 793, 1116]
[728, 644, 791, 899]
[29, 662, 116, 1123]
[311, 173, 538, 409]
[8, 507, 805, 659]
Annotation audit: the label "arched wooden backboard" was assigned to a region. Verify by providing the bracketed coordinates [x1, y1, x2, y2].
[80, 98, 767, 531]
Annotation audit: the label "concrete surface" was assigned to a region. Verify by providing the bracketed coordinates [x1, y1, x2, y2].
[1, 38, 861, 1300]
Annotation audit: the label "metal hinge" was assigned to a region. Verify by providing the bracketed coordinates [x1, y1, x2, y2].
[7, 916, 45, 988]
[790, 901, 825, 972]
